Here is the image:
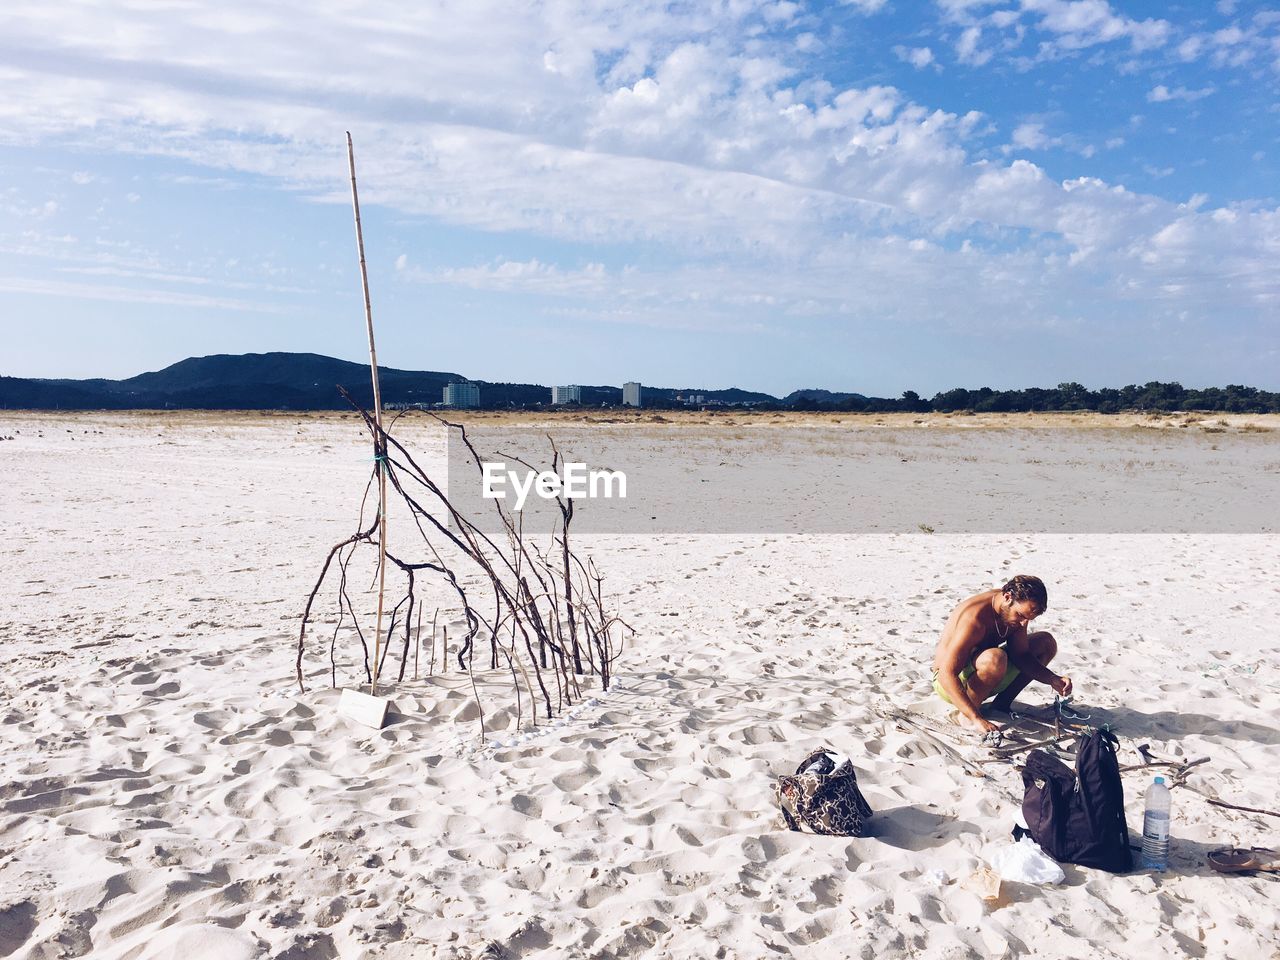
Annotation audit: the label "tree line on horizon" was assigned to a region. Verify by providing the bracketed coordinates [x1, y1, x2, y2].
[782, 381, 1280, 415]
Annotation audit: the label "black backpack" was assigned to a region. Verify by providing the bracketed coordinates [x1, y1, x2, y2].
[1018, 729, 1133, 872]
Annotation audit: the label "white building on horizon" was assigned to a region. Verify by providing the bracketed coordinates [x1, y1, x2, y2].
[442, 381, 480, 409]
[623, 381, 642, 407]
[551, 385, 582, 405]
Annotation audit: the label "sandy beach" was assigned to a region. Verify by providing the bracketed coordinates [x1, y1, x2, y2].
[1, 411, 1277, 959]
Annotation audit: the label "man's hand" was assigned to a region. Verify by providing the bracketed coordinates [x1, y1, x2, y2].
[1051, 674, 1073, 699]
[967, 715, 1003, 734]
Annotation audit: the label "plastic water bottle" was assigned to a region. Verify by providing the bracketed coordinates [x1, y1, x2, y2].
[1141, 776, 1171, 871]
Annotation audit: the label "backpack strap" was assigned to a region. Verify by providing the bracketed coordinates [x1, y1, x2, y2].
[796, 748, 836, 777]
[779, 799, 802, 832]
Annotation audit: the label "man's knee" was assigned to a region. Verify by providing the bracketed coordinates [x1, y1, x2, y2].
[973, 648, 1008, 678]
[1028, 631, 1057, 663]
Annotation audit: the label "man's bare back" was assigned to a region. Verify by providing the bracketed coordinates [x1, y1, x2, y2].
[932, 576, 1070, 733]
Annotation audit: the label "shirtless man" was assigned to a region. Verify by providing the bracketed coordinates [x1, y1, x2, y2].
[931, 575, 1071, 733]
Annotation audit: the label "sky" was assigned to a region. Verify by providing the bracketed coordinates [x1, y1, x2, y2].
[1, 0, 1278, 397]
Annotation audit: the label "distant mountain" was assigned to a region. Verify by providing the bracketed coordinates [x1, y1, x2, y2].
[1, 352, 463, 410]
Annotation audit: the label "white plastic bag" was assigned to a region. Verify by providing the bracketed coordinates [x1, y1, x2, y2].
[987, 836, 1066, 884]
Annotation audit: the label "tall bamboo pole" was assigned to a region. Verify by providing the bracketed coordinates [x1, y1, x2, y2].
[347, 131, 388, 696]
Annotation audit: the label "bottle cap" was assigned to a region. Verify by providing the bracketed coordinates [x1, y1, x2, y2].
[1154, 776, 1165, 785]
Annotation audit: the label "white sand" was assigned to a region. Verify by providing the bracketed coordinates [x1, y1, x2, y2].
[1, 412, 1277, 959]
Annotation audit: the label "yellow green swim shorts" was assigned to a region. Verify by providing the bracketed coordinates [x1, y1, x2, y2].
[932, 660, 1019, 705]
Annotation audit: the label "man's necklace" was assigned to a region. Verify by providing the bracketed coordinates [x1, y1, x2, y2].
[993, 608, 1010, 639]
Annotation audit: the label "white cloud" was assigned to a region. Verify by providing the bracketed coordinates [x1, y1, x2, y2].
[955, 25, 995, 64]
[1019, 0, 1171, 52]
[761, 2, 802, 26]
[1158, 17, 1278, 71]
[1011, 121, 1051, 150]
[1147, 84, 1215, 103]
[45, 264, 309, 297]
[936, 0, 1007, 21]
[0, 274, 287, 312]
[1208, 24, 1261, 67]
[893, 45, 938, 69]
[793, 32, 821, 53]
[162, 173, 238, 189]
[1003, 119, 1096, 157]
[942, 0, 1183, 71]
[1176, 36, 1204, 61]
[58, 265, 217, 286]
[410, 258, 610, 297]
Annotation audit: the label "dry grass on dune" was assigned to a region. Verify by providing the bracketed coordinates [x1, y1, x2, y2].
[5, 408, 1278, 434]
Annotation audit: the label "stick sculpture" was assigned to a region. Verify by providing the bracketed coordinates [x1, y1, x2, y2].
[294, 135, 630, 739]
[296, 405, 631, 738]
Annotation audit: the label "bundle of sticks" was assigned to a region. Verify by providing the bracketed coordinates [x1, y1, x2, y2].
[294, 401, 631, 739]
[293, 133, 630, 740]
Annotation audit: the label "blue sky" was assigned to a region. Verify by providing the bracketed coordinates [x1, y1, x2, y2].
[1, 0, 1277, 396]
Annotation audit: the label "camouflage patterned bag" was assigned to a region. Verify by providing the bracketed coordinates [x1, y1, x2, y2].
[773, 747, 873, 837]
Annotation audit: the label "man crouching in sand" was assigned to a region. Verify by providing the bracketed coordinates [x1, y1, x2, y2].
[932, 575, 1071, 734]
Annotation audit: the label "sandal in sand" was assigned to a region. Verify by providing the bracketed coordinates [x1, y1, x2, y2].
[1207, 847, 1279, 874]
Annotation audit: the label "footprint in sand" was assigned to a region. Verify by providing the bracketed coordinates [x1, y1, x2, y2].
[141, 681, 181, 698]
[551, 769, 593, 791]
[0, 900, 37, 956]
[730, 725, 785, 746]
[193, 710, 233, 731]
[510, 794, 543, 817]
